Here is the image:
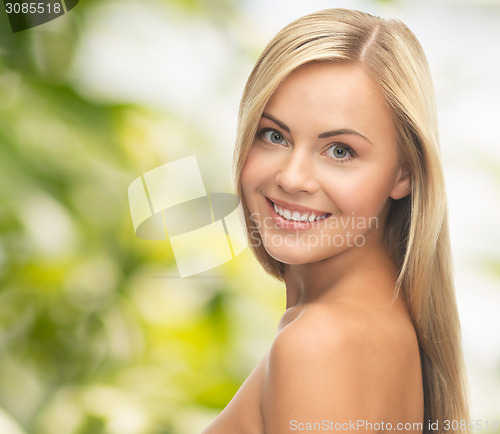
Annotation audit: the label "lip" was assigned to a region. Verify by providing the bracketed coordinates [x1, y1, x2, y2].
[265, 196, 331, 230]
[267, 197, 330, 215]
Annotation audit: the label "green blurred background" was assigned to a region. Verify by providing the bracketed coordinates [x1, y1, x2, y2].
[0, 0, 499, 433]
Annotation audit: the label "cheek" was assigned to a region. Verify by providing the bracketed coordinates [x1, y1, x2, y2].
[241, 146, 277, 195]
[240, 150, 260, 197]
[322, 164, 399, 217]
[240, 147, 272, 216]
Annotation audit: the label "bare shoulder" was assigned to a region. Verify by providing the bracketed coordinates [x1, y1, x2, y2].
[272, 304, 378, 363]
[261, 303, 422, 433]
[271, 302, 416, 371]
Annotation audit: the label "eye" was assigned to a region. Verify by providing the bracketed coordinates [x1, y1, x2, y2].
[324, 144, 354, 161]
[261, 129, 287, 146]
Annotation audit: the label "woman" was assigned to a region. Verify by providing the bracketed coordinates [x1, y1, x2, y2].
[203, 9, 469, 433]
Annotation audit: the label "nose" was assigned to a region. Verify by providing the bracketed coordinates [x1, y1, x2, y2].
[275, 149, 319, 194]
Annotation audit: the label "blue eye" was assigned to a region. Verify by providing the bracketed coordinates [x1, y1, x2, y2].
[325, 144, 353, 161]
[262, 129, 287, 145]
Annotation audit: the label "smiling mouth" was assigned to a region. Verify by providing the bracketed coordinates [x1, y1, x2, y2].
[267, 198, 331, 223]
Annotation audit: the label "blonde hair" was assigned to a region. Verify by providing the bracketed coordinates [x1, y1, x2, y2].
[234, 8, 469, 433]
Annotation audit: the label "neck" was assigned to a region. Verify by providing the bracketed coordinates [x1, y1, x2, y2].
[283, 232, 398, 309]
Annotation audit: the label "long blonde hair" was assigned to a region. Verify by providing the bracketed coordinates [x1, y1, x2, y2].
[234, 8, 469, 433]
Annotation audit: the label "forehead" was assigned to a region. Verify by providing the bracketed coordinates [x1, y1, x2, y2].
[263, 62, 396, 145]
[269, 62, 386, 109]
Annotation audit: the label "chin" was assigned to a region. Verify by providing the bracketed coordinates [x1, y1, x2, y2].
[263, 242, 343, 266]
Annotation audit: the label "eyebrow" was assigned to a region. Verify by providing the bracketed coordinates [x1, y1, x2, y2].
[318, 128, 372, 144]
[261, 112, 372, 144]
[262, 112, 290, 133]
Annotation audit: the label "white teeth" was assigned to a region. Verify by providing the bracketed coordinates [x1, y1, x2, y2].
[272, 201, 326, 223]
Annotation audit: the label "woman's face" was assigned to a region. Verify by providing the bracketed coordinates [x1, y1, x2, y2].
[241, 62, 410, 265]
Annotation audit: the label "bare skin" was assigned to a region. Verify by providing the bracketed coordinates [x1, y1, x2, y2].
[202, 63, 423, 433]
[202, 248, 423, 433]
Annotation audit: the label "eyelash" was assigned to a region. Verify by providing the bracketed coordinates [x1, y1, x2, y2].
[324, 143, 357, 163]
[257, 128, 357, 163]
[258, 128, 288, 146]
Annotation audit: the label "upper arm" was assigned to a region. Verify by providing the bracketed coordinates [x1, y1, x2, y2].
[261, 309, 385, 433]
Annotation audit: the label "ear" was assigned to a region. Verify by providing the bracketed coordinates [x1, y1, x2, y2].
[390, 166, 411, 200]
